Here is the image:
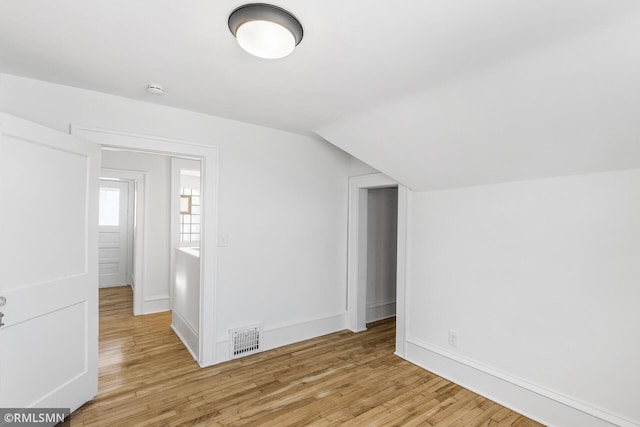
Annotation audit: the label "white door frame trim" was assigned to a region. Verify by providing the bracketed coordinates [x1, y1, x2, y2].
[71, 125, 219, 367]
[347, 172, 409, 358]
[100, 169, 147, 315]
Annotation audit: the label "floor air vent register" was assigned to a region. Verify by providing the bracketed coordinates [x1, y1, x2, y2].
[229, 325, 263, 359]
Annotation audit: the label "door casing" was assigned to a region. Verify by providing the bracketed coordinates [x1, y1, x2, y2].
[72, 125, 219, 367]
[347, 172, 409, 358]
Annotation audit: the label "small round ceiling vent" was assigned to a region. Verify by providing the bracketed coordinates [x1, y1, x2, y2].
[146, 83, 165, 95]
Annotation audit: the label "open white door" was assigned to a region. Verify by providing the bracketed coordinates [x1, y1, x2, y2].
[0, 114, 99, 412]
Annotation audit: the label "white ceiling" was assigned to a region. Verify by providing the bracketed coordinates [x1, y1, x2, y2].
[2, 0, 640, 189]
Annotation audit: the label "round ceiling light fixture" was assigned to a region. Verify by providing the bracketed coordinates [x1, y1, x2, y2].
[228, 3, 303, 59]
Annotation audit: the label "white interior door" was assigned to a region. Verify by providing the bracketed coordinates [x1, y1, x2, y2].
[99, 180, 129, 287]
[0, 114, 99, 412]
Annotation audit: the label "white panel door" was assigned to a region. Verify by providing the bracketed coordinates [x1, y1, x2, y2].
[0, 114, 99, 412]
[98, 180, 129, 287]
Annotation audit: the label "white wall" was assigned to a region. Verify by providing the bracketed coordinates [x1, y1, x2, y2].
[0, 73, 375, 362]
[366, 187, 397, 323]
[173, 248, 200, 360]
[405, 168, 640, 427]
[102, 150, 171, 310]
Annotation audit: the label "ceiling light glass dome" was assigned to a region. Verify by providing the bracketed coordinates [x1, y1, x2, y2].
[228, 4, 303, 59]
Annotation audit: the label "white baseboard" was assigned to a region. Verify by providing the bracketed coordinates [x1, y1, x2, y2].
[171, 311, 199, 362]
[142, 295, 170, 314]
[366, 300, 396, 323]
[216, 312, 348, 363]
[404, 337, 637, 427]
[98, 283, 129, 289]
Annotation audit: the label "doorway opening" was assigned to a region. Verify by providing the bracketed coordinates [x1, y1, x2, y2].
[72, 125, 219, 367]
[99, 167, 147, 315]
[99, 151, 203, 361]
[364, 187, 398, 325]
[347, 173, 408, 358]
[98, 178, 134, 289]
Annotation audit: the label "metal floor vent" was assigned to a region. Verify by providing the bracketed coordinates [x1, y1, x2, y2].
[229, 325, 263, 359]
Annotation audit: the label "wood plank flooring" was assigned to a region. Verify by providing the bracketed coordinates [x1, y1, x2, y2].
[71, 286, 544, 426]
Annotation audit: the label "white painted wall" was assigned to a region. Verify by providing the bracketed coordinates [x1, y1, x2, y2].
[101, 150, 171, 311]
[405, 169, 640, 427]
[173, 248, 200, 333]
[173, 248, 200, 360]
[365, 187, 397, 323]
[0, 73, 375, 362]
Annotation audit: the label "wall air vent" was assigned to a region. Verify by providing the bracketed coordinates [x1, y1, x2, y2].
[229, 325, 263, 359]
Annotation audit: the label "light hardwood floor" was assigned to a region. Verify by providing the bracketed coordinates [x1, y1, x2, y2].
[71, 286, 544, 426]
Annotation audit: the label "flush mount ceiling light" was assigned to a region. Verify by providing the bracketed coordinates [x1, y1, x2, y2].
[228, 3, 303, 59]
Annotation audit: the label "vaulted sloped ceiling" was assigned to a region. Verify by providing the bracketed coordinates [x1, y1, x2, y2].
[316, 7, 640, 190]
[1, 1, 640, 190]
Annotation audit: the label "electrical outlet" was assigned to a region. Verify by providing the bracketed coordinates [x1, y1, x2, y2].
[448, 330, 458, 348]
